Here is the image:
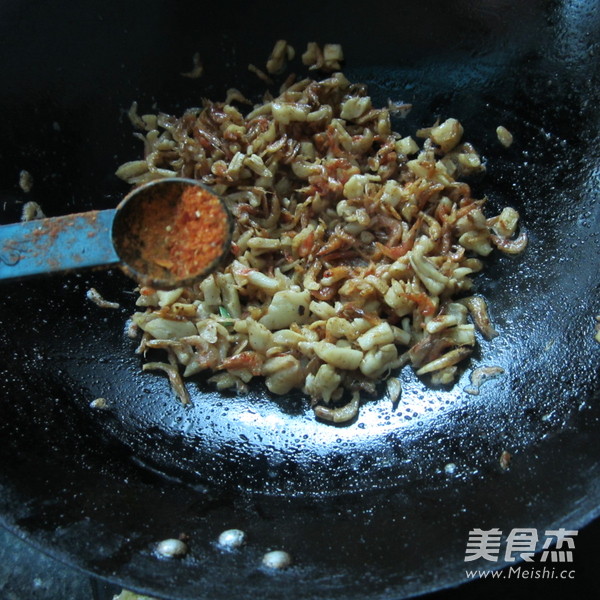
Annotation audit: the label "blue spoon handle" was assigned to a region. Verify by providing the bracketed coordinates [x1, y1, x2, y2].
[0, 209, 120, 281]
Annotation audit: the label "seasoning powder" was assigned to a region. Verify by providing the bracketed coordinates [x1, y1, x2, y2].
[165, 186, 229, 278]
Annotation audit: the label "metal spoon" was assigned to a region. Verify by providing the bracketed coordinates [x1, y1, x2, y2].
[0, 178, 233, 289]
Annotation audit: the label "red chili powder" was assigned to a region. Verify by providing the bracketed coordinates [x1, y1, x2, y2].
[166, 186, 229, 278]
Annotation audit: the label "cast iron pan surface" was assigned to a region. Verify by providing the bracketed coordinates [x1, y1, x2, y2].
[0, 1, 599, 598]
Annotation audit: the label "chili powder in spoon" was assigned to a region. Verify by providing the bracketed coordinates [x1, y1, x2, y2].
[162, 185, 230, 279]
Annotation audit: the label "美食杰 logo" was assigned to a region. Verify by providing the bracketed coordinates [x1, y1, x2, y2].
[464, 527, 577, 563]
[463, 528, 578, 580]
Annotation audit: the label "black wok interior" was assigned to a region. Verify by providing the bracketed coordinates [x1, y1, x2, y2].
[0, 1, 599, 599]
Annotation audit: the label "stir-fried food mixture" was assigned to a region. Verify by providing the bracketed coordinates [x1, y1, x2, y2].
[117, 43, 526, 421]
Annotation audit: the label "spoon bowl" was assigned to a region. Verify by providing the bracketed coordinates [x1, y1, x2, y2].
[0, 178, 232, 289]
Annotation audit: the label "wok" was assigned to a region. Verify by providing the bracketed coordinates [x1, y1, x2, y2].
[0, 0, 599, 598]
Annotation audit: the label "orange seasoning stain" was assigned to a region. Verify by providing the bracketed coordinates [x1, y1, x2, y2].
[166, 186, 229, 279]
